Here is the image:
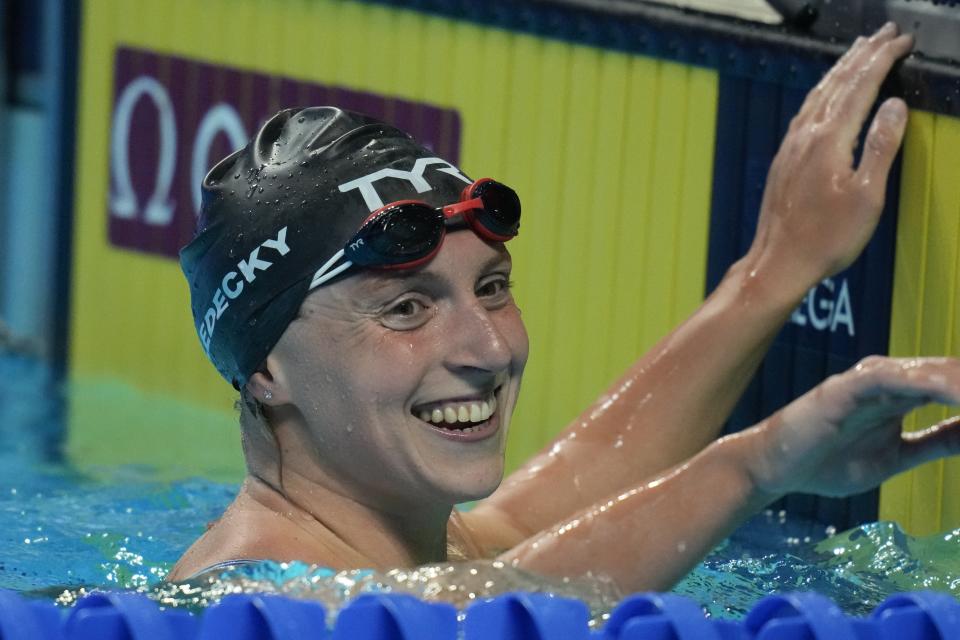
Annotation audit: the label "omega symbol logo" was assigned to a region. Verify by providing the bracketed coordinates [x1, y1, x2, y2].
[109, 75, 248, 226]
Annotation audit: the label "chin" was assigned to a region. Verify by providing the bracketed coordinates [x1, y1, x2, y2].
[432, 464, 504, 505]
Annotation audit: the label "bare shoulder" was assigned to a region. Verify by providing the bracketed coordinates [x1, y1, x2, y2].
[166, 492, 355, 581]
[165, 512, 254, 581]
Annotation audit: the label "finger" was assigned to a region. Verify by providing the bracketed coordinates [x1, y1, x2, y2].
[866, 20, 899, 45]
[793, 35, 870, 125]
[801, 24, 899, 121]
[855, 97, 908, 202]
[848, 356, 960, 407]
[801, 358, 960, 440]
[829, 33, 913, 143]
[845, 388, 933, 423]
[899, 416, 960, 471]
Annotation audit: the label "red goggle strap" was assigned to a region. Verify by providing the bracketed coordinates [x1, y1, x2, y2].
[441, 197, 484, 218]
[442, 198, 514, 242]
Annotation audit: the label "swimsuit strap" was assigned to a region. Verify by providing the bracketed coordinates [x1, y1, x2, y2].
[184, 558, 262, 581]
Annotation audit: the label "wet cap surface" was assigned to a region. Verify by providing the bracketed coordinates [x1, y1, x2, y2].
[179, 106, 473, 388]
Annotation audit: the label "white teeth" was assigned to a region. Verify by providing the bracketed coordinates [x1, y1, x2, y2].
[417, 393, 500, 426]
[462, 427, 474, 433]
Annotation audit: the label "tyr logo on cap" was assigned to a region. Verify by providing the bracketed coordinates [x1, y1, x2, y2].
[337, 157, 471, 212]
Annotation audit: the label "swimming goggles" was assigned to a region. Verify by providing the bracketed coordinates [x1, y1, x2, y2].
[309, 178, 520, 289]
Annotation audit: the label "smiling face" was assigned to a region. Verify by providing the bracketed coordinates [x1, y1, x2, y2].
[265, 229, 529, 513]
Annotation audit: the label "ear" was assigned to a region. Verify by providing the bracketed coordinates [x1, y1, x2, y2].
[245, 355, 292, 406]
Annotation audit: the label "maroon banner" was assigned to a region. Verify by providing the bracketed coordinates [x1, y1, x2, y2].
[107, 47, 462, 259]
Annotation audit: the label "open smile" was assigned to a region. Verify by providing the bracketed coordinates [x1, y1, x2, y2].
[411, 387, 502, 441]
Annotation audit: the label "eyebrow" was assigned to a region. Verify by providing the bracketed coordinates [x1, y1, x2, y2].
[355, 253, 513, 294]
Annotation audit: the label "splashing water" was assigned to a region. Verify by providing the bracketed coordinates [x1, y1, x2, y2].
[675, 511, 960, 618]
[6, 459, 960, 621]
[132, 561, 621, 625]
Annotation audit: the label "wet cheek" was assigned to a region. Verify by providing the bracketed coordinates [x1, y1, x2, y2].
[348, 334, 433, 402]
[372, 332, 423, 372]
[504, 310, 531, 369]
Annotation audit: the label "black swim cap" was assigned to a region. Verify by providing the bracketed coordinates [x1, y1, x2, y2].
[180, 107, 474, 389]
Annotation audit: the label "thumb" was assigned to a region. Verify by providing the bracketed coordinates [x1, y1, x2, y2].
[898, 416, 960, 473]
[856, 97, 908, 203]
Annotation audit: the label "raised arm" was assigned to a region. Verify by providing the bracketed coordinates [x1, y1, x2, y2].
[501, 357, 960, 593]
[468, 23, 914, 550]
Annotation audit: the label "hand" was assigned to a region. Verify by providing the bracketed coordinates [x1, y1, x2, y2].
[745, 357, 960, 499]
[746, 23, 913, 296]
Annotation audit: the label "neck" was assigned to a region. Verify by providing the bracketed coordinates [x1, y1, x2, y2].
[240, 402, 460, 569]
[243, 468, 453, 570]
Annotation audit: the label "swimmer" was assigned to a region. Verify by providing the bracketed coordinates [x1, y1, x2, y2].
[168, 23, 960, 592]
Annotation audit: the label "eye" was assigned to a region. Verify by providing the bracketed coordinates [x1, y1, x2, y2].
[476, 275, 514, 303]
[389, 299, 424, 317]
[380, 296, 432, 330]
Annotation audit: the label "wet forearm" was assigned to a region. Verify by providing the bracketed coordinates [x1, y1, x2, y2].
[500, 432, 774, 593]
[592, 251, 809, 473]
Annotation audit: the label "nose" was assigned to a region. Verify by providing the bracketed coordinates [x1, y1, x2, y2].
[446, 300, 515, 376]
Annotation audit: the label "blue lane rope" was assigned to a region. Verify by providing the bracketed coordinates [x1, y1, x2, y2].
[3, 588, 960, 639]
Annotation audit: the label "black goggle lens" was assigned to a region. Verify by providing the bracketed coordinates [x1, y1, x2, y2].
[473, 181, 521, 235]
[344, 181, 519, 268]
[349, 204, 444, 266]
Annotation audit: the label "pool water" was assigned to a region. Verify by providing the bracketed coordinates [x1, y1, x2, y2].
[2, 354, 959, 619]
